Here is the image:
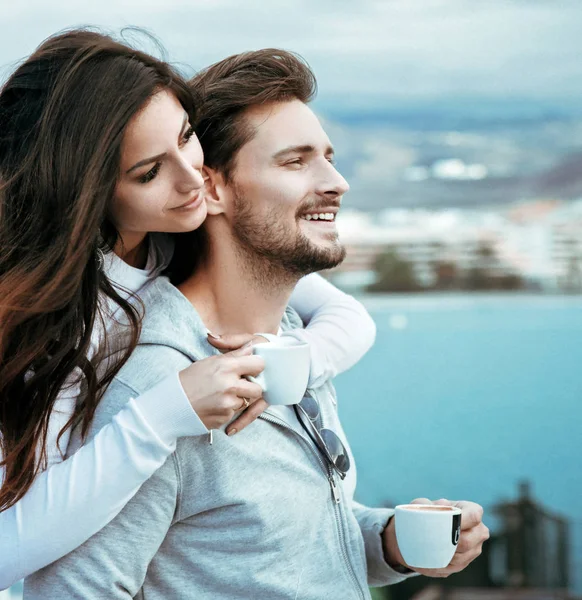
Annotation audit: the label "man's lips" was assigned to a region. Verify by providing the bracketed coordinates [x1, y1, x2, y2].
[299, 206, 339, 222]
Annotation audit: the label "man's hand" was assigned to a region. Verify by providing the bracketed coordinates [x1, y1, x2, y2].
[382, 498, 490, 578]
[207, 332, 270, 436]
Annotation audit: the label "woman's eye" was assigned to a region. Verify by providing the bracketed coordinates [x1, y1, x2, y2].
[138, 162, 161, 184]
[182, 125, 195, 145]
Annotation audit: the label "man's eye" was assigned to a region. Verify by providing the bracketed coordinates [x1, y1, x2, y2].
[327, 157, 336, 165]
[285, 158, 304, 166]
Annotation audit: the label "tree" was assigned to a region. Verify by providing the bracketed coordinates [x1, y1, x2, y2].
[367, 250, 421, 293]
[434, 260, 459, 290]
[563, 256, 582, 293]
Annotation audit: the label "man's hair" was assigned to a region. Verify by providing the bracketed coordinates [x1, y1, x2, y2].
[190, 49, 317, 182]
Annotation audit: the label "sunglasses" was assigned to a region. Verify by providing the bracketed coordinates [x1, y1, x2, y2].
[295, 391, 350, 480]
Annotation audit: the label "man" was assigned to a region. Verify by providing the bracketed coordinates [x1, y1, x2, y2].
[25, 50, 488, 599]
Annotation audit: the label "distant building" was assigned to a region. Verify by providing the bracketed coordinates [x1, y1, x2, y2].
[331, 200, 582, 292]
[490, 482, 570, 590]
[552, 222, 582, 292]
[330, 209, 516, 290]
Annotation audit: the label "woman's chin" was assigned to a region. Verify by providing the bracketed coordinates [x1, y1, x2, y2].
[176, 203, 208, 233]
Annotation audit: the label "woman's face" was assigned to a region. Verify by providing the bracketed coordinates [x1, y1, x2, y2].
[112, 89, 206, 244]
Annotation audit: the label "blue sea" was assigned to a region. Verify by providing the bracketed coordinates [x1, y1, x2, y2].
[335, 293, 582, 592]
[5, 293, 581, 599]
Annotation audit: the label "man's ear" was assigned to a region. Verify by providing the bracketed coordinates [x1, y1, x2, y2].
[203, 166, 228, 216]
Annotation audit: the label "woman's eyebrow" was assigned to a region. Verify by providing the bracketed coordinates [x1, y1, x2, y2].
[126, 152, 167, 174]
[126, 113, 189, 174]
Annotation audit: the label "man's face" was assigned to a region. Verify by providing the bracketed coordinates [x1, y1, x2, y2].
[226, 99, 349, 276]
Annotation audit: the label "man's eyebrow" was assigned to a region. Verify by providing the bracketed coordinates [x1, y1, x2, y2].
[272, 144, 335, 160]
[126, 113, 189, 175]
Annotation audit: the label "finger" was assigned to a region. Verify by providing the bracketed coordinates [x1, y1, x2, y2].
[449, 544, 483, 570]
[434, 498, 454, 507]
[455, 524, 486, 555]
[227, 399, 268, 435]
[223, 345, 254, 358]
[456, 501, 484, 530]
[413, 568, 449, 578]
[460, 523, 489, 552]
[414, 524, 488, 578]
[433, 499, 483, 530]
[207, 332, 255, 350]
[208, 333, 269, 351]
[410, 498, 432, 505]
[230, 381, 263, 401]
[416, 544, 482, 579]
[230, 355, 265, 377]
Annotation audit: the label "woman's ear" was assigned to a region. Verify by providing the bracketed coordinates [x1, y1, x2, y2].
[203, 166, 227, 216]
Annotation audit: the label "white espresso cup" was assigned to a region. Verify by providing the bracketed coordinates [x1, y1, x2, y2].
[394, 504, 462, 569]
[249, 335, 311, 405]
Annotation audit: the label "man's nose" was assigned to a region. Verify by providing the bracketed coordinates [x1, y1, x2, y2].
[317, 162, 350, 198]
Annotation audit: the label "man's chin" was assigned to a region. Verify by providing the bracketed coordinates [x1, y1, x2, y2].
[300, 227, 341, 248]
[301, 242, 346, 272]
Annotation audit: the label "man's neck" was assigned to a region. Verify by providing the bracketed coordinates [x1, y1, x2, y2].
[178, 234, 298, 336]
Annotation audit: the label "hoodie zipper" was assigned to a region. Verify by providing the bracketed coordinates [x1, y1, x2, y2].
[259, 412, 366, 600]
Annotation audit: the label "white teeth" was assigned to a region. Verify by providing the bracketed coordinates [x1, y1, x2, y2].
[301, 212, 336, 221]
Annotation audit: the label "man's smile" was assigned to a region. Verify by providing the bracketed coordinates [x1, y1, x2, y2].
[300, 212, 336, 222]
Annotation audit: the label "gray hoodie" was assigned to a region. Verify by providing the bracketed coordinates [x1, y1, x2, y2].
[24, 276, 414, 600]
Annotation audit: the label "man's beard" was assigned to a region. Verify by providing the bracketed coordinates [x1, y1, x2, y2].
[231, 190, 346, 282]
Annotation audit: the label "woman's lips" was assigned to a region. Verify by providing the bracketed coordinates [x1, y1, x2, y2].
[172, 193, 203, 211]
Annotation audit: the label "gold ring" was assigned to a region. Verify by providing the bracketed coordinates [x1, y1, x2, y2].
[239, 397, 250, 410]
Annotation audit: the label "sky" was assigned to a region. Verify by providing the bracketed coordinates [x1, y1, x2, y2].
[2, 0, 582, 209]
[2, 0, 582, 108]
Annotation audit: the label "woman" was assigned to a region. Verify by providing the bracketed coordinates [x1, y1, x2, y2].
[0, 29, 375, 589]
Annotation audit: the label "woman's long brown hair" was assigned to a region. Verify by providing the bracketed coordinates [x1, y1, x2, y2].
[0, 29, 198, 511]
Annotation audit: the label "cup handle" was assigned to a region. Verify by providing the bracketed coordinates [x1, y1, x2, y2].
[253, 332, 279, 343]
[247, 372, 267, 393]
[248, 338, 274, 393]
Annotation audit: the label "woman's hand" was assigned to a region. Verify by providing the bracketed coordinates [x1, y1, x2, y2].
[207, 332, 270, 350]
[207, 332, 270, 436]
[178, 345, 265, 431]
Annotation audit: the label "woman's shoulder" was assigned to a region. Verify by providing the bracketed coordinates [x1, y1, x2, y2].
[114, 342, 191, 396]
[108, 279, 206, 395]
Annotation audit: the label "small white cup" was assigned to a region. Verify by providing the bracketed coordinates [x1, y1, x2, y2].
[249, 336, 311, 405]
[395, 504, 462, 569]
